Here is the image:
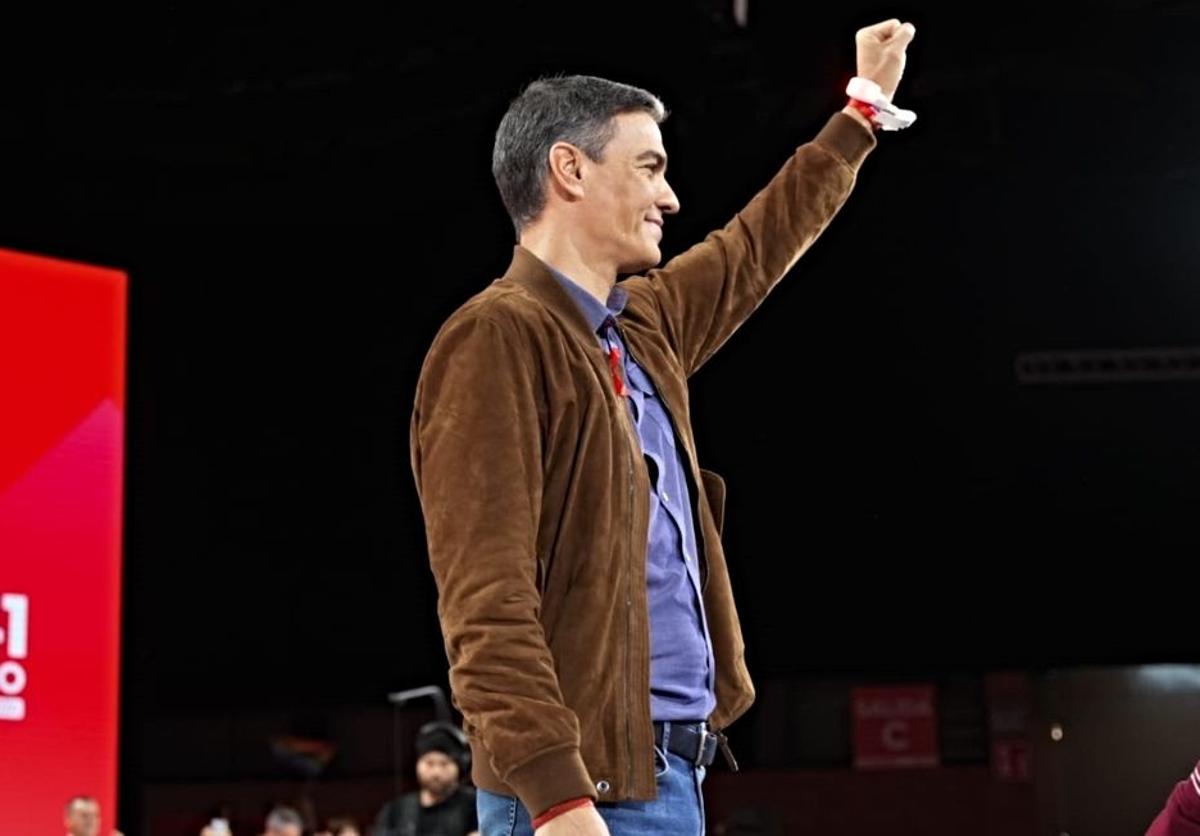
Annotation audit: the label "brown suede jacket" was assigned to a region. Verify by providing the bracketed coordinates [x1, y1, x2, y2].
[410, 112, 875, 817]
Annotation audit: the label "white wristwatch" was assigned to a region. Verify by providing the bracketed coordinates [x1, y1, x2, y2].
[846, 77, 917, 131]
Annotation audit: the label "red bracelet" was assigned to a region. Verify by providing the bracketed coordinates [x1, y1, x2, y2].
[532, 797, 594, 829]
[847, 97, 880, 131]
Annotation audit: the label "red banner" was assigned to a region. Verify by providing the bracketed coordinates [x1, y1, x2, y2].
[0, 248, 126, 834]
[852, 684, 939, 769]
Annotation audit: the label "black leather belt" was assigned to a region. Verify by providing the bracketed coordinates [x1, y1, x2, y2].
[653, 721, 719, 768]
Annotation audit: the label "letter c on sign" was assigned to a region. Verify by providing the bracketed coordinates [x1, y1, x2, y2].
[882, 720, 910, 752]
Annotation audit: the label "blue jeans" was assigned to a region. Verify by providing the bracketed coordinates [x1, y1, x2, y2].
[477, 735, 706, 835]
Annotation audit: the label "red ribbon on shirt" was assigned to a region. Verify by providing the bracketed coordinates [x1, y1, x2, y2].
[607, 343, 627, 398]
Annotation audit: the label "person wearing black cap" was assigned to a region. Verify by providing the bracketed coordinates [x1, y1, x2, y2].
[372, 722, 479, 836]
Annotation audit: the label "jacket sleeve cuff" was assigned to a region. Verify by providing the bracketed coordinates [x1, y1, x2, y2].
[813, 111, 877, 172]
[504, 745, 598, 820]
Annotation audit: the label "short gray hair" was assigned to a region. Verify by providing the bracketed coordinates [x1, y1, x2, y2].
[266, 805, 304, 829]
[64, 796, 98, 815]
[492, 75, 667, 236]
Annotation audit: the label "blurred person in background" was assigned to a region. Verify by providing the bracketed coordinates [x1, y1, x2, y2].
[200, 804, 304, 836]
[373, 723, 478, 836]
[63, 796, 123, 836]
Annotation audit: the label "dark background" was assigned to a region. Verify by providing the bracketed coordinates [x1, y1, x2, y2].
[2, 0, 1198, 827]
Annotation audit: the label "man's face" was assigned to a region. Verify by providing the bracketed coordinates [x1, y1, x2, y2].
[577, 111, 680, 274]
[64, 800, 101, 836]
[416, 750, 460, 799]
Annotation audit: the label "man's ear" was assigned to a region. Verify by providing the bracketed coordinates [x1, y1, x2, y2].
[547, 141, 586, 200]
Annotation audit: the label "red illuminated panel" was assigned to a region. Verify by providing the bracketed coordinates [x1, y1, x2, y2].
[0, 248, 126, 834]
[852, 684, 939, 770]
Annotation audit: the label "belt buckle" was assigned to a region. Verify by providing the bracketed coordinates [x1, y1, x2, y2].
[696, 723, 717, 768]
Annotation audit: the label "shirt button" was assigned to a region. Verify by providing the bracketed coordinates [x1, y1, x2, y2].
[662, 491, 670, 504]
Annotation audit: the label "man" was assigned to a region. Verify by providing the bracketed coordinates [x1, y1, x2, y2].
[63, 796, 123, 836]
[372, 723, 479, 836]
[410, 18, 915, 835]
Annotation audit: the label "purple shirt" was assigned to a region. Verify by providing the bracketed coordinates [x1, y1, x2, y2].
[551, 269, 716, 722]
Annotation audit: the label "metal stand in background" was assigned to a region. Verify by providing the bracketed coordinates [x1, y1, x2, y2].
[387, 685, 452, 802]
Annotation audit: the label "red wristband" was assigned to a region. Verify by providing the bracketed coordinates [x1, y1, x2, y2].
[847, 97, 880, 131]
[532, 796, 594, 829]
